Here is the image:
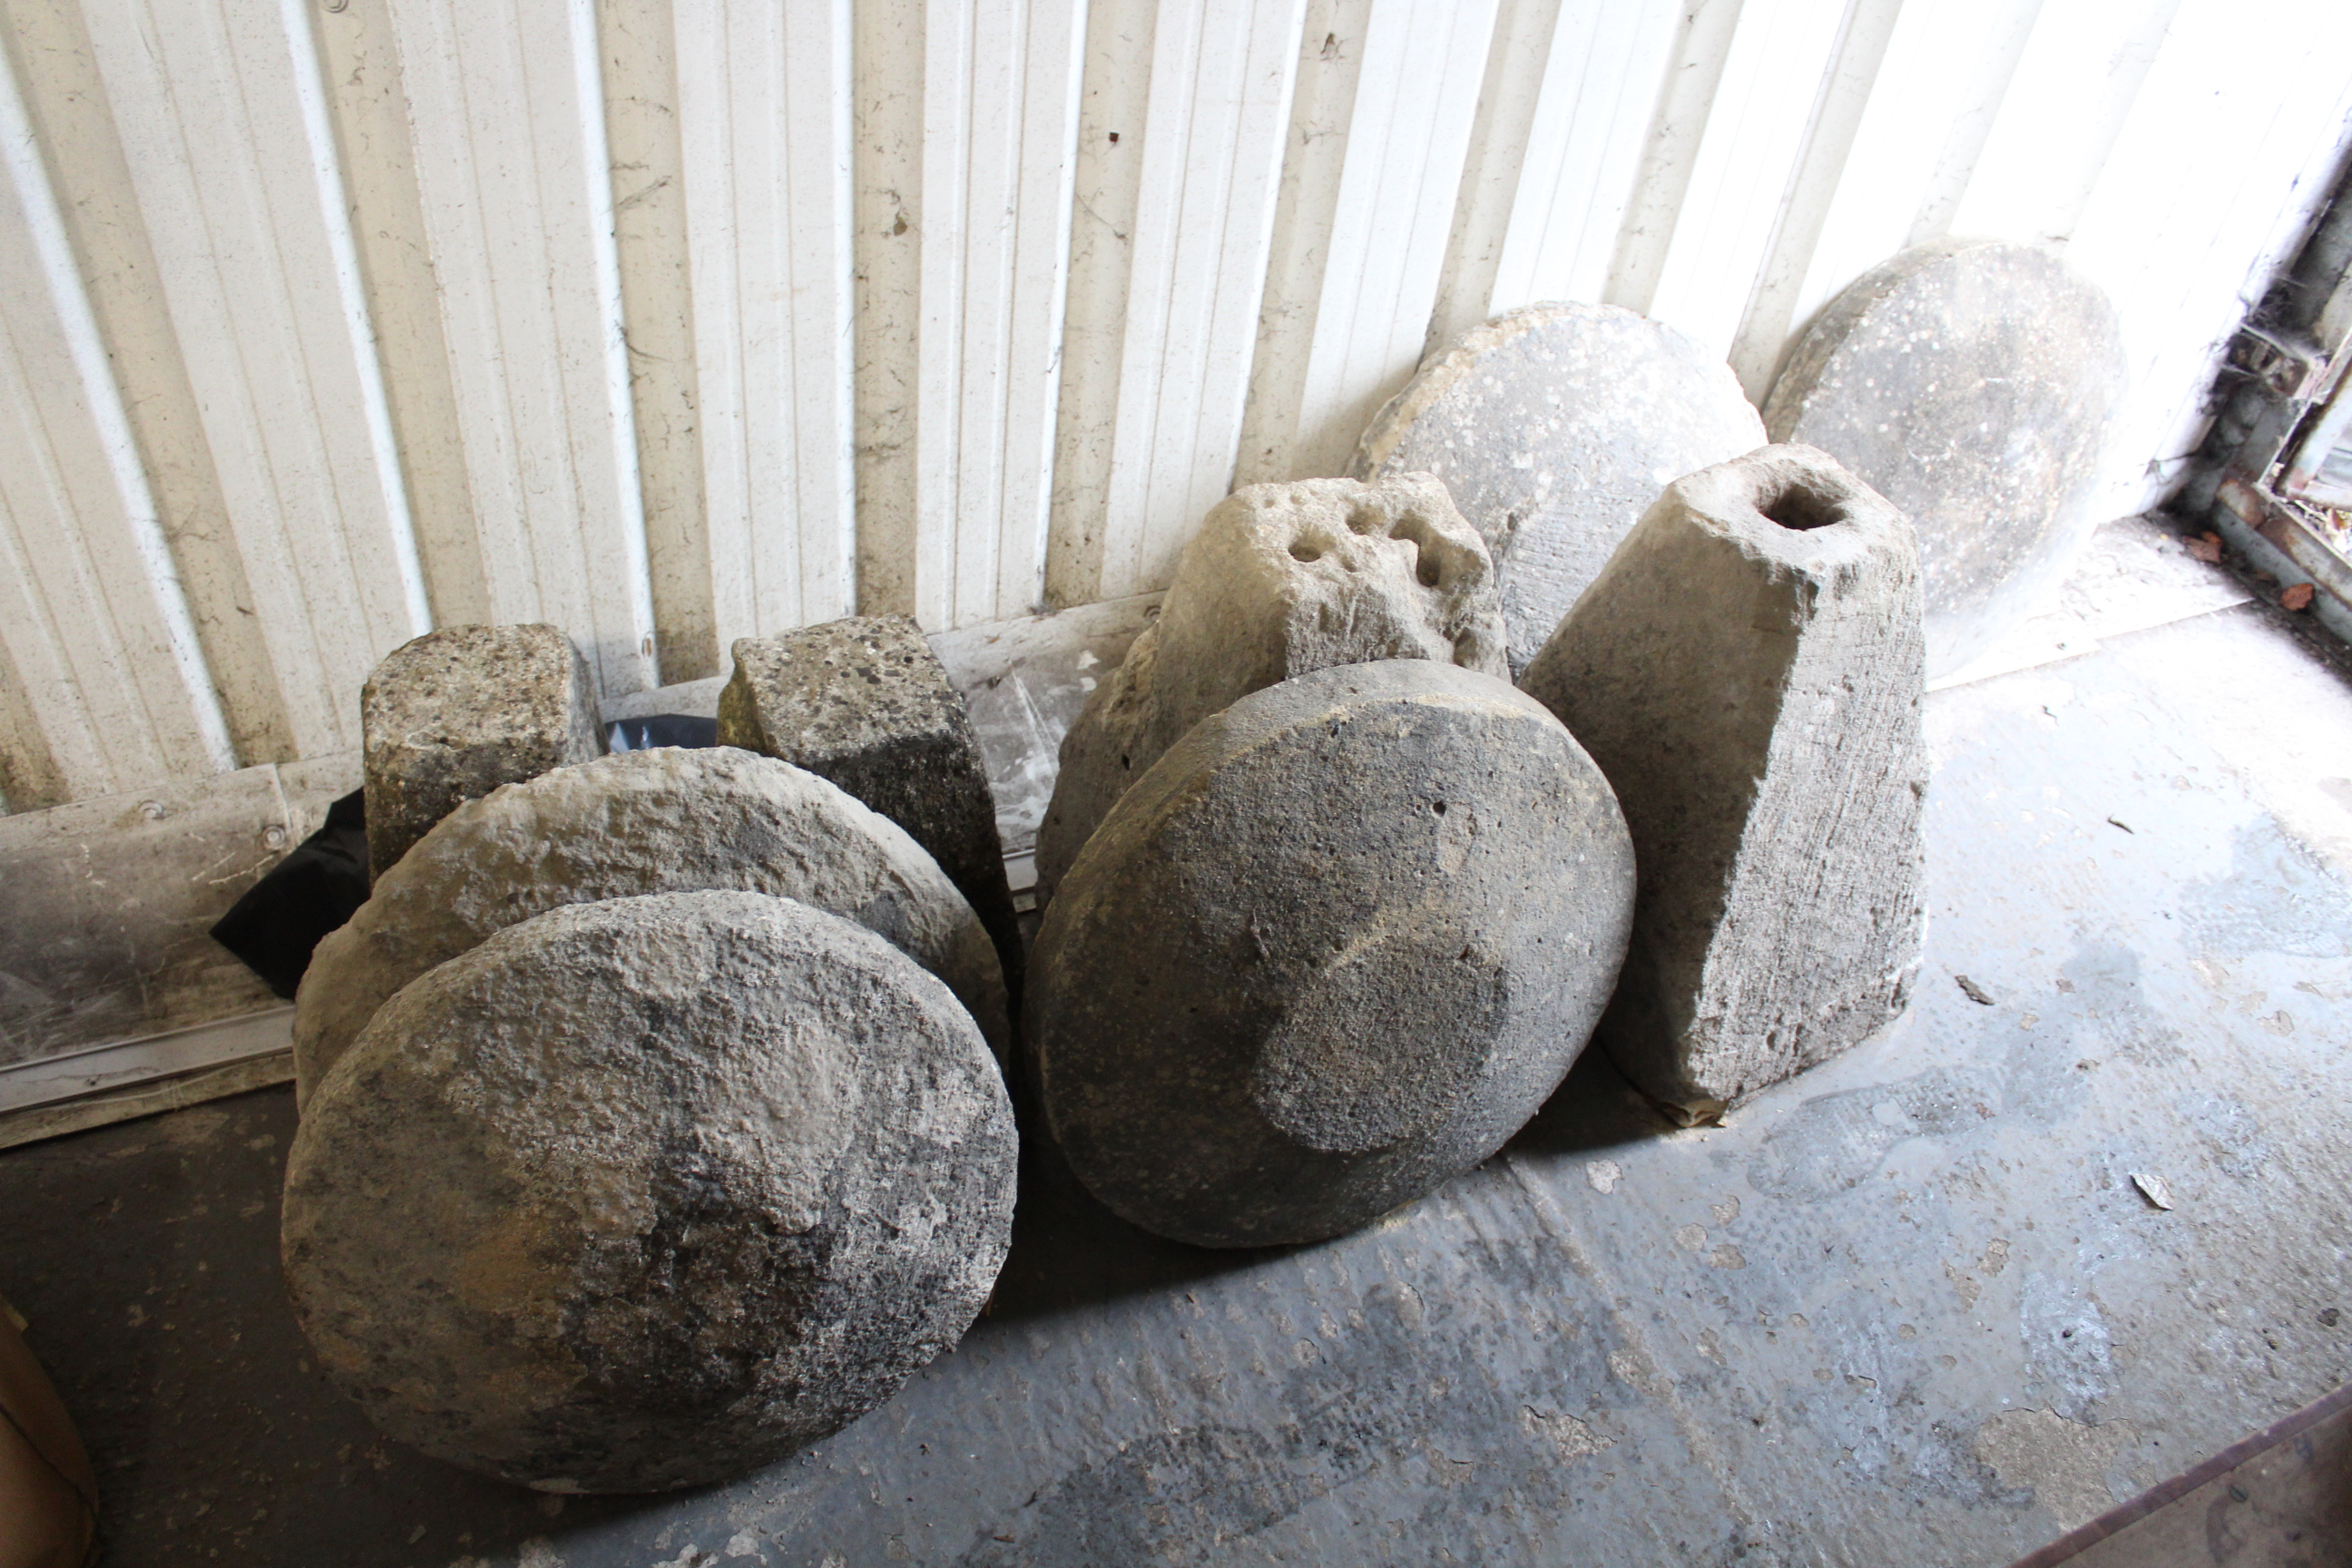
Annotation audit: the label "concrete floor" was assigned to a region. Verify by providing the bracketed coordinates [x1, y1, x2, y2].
[6, 531, 2352, 1567]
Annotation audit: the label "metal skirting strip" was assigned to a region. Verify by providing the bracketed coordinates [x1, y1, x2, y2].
[0, 1009, 293, 1151]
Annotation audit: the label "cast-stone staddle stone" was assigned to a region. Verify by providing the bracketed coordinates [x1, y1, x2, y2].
[292, 747, 1009, 1105]
[361, 623, 603, 882]
[283, 889, 1018, 1494]
[1034, 474, 1506, 901]
[1029, 659, 1633, 1249]
[717, 616, 1020, 995]
[1349, 301, 1766, 676]
[1520, 444, 1927, 1118]
[1761, 238, 2128, 677]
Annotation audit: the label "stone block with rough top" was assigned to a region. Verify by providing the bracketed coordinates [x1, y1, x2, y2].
[1519, 444, 1928, 1116]
[1350, 301, 1766, 676]
[718, 617, 1020, 994]
[1029, 659, 1633, 1250]
[1762, 238, 2127, 677]
[293, 747, 1008, 1105]
[1035, 475, 1505, 900]
[283, 889, 1017, 1494]
[361, 624, 603, 882]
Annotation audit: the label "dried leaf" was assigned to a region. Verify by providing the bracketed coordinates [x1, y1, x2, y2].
[2187, 533, 2224, 564]
[2132, 1171, 2174, 1210]
[1955, 975, 1995, 1005]
[2282, 582, 2316, 612]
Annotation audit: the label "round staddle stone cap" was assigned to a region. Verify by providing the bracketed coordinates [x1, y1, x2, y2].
[1762, 238, 2127, 676]
[1028, 660, 1634, 1249]
[283, 889, 1017, 1494]
[293, 746, 1008, 1106]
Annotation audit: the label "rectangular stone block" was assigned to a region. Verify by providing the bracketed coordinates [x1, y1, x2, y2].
[361, 624, 603, 882]
[718, 615, 1021, 996]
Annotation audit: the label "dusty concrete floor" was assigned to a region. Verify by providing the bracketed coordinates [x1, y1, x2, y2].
[5, 534, 2352, 1567]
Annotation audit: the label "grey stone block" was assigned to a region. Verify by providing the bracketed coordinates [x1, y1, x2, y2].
[1029, 659, 1633, 1249]
[283, 889, 1017, 1494]
[1350, 302, 1766, 676]
[718, 617, 1020, 996]
[1035, 475, 1505, 901]
[361, 624, 603, 882]
[293, 747, 1008, 1106]
[1520, 445, 1927, 1117]
[1762, 238, 2128, 677]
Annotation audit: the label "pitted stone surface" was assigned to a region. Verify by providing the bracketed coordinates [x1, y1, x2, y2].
[717, 617, 1019, 995]
[283, 890, 1017, 1494]
[1762, 239, 2127, 676]
[1350, 302, 1765, 676]
[361, 624, 603, 882]
[294, 747, 1007, 1105]
[1520, 445, 1927, 1115]
[1028, 659, 1633, 1249]
[1035, 475, 1505, 900]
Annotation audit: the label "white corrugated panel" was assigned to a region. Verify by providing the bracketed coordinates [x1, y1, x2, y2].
[1047, 0, 1308, 605]
[0, 29, 232, 808]
[674, 0, 859, 649]
[3, 0, 2350, 816]
[383, 0, 658, 698]
[79, 0, 432, 760]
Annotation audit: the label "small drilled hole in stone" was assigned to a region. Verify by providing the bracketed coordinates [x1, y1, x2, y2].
[1289, 541, 1321, 563]
[1759, 482, 1841, 532]
[1431, 800, 1447, 816]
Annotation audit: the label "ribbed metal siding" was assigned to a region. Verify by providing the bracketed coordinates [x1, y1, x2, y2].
[2, 0, 2347, 810]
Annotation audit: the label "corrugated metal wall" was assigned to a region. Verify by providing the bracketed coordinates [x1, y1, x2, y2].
[4, 0, 2350, 813]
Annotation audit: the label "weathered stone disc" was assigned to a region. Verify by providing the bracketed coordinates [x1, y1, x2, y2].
[283, 890, 1018, 1494]
[1350, 301, 1765, 675]
[1762, 238, 2127, 676]
[294, 747, 1006, 1104]
[1028, 660, 1634, 1249]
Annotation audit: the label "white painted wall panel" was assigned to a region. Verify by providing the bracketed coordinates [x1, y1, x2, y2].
[1790, 0, 2040, 339]
[2062, 0, 2352, 518]
[1642, 0, 1850, 370]
[6, 0, 299, 769]
[1483, 0, 1683, 323]
[674, 0, 858, 647]
[1047, 0, 1307, 606]
[79, 0, 430, 760]
[0, 38, 231, 806]
[5, 0, 2352, 818]
[1950, 0, 2185, 249]
[1254, 0, 1502, 482]
[858, 0, 1088, 631]
[385, 0, 657, 696]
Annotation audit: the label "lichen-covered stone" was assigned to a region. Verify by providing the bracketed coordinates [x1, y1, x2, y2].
[283, 890, 1017, 1494]
[361, 624, 603, 882]
[1762, 239, 2128, 676]
[717, 617, 1019, 996]
[293, 747, 1007, 1105]
[1350, 302, 1766, 676]
[1520, 445, 1927, 1117]
[1035, 475, 1505, 900]
[1029, 660, 1633, 1249]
